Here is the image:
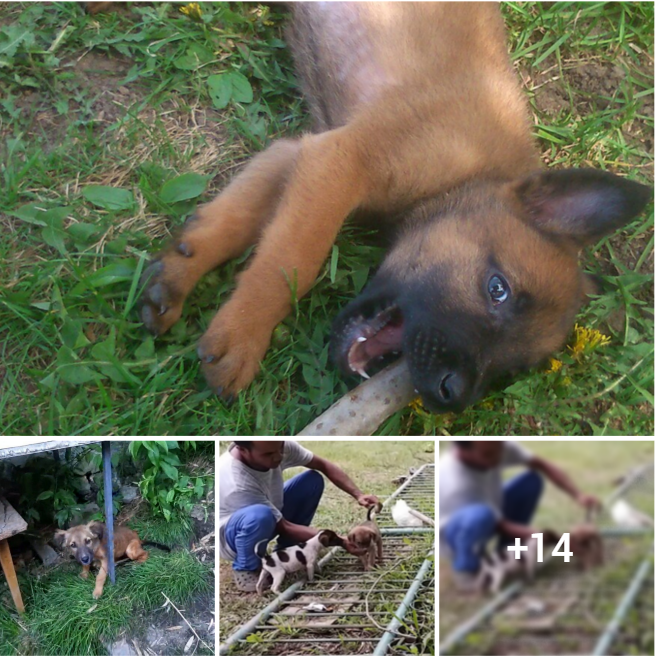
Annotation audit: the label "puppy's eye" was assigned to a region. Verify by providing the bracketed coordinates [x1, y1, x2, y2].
[85, 538, 91, 544]
[71, 542, 76, 548]
[488, 274, 509, 305]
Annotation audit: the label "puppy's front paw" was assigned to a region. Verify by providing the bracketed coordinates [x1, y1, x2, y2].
[197, 302, 270, 399]
[92, 588, 103, 599]
[139, 258, 187, 336]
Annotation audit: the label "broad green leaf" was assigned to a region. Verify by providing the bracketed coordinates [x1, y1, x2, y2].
[160, 172, 207, 204]
[83, 186, 135, 211]
[208, 74, 232, 109]
[227, 71, 253, 103]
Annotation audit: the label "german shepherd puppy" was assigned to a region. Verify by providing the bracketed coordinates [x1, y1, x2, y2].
[139, 3, 651, 411]
[55, 522, 149, 599]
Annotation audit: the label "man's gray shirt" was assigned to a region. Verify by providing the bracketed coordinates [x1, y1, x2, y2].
[219, 441, 314, 560]
[439, 441, 532, 550]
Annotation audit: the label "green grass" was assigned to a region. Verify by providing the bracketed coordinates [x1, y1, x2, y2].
[219, 440, 435, 651]
[0, 2, 652, 435]
[438, 440, 654, 641]
[8, 550, 212, 656]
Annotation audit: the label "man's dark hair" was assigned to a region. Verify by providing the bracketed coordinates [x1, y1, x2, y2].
[234, 441, 253, 449]
[453, 441, 473, 449]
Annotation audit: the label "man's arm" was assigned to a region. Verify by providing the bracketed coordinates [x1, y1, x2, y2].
[276, 518, 318, 542]
[497, 517, 537, 541]
[529, 456, 600, 511]
[306, 455, 379, 507]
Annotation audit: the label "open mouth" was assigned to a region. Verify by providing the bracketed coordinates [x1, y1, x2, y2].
[335, 304, 405, 379]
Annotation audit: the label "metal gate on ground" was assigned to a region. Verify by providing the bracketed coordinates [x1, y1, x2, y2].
[440, 463, 654, 657]
[220, 463, 435, 656]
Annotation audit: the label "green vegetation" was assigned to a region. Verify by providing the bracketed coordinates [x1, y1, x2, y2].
[0, 2, 652, 435]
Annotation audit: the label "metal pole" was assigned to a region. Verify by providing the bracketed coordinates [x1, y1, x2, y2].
[591, 550, 653, 656]
[101, 441, 115, 585]
[373, 547, 434, 656]
[219, 544, 343, 655]
[439, 580, 523, 655]
[381, 527, 434, 535]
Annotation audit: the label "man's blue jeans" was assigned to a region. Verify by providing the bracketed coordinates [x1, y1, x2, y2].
[224, 470, 325, 571]
[443, 470, 543, 573]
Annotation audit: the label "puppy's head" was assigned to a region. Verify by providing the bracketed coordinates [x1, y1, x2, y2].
[54, 522, 104, 566]
[348, 526, 377, 550]
[570, 524, 603, 570]
[317, 529, 346, 548]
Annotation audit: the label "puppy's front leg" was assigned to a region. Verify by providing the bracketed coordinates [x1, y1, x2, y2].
[256, 568, 270, 596]
[270, 570, 286, 595]
[80, 564, 90, 580]
[141, 139, 301, 337]
[306, 563, 315, 582]
[199, 127, 370, 396]
[92, 559, 109, 599]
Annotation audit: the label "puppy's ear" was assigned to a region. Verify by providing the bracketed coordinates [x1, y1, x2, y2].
[511, 169, 651, 246]
[88, 522, 105, 540]
[318, 530, 345, 548]
[53, 529, 67, 549]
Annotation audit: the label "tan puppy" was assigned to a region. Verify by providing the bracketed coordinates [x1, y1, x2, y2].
[54, 522, 149, 599]
[570, 524, 604, 570]
[348, 503, 383, 571]
[139, 3, 651, 412]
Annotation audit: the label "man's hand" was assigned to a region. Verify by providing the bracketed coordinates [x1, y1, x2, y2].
[576, 492, 602, 514]
[357, 494, 380, 508]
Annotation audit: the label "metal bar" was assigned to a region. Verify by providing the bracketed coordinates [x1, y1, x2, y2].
[219, 578, 307, 655]
[219, 537, 346, 654]
[271, 611, 392, 617]
[591, 549, 653, 656]
[381, 527, 434, 535]
[599, 527, 653, 537]
[439, 580, 524, 655]
[605, 463, 653, 506]
[101, 441, 115, 585]
[297, 588, 409, 594]
[311, 578, 412, 583]
[373, 545, 435, 656]
[255, 624, 378, 630]
[382, 464, 430, 508]
[273, 639, 377, 644]
[221, 462, 435, 653]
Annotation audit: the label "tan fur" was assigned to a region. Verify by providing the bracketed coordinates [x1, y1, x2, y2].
[137, 3, 648, 401]
[348, 505, 383, 571]
[570, 524, 604, 570]
[54, 522, 148, 599]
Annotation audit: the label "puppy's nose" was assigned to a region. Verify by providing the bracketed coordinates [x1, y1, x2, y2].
[80, 554, 91, 565]
[419, 369, 469, 412]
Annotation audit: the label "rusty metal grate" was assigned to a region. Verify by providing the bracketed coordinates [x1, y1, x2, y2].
[441, 463, 654, 657]
[220, 463, 435, 656]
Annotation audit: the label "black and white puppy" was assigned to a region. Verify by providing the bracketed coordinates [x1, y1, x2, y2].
[476, 531, 559, 594]
[254, 529, 345, 595]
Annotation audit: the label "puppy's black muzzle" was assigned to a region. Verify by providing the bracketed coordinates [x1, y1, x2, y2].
[76, 548, 94, 566]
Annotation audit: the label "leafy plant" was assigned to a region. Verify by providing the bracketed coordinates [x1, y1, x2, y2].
[129, 440, 210, 521]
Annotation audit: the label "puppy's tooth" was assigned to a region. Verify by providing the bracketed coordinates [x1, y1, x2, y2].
[356, 336, 367, 343]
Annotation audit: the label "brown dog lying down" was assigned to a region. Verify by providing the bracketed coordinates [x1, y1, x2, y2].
[348, 503, 384, 571]
[55, 522, 169, 598]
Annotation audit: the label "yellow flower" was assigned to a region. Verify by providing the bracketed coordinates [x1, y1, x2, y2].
[568, 323, 611, 359]
[408, 397, 425, 413]
[545, 358, 563, 374]
[180, 3, 202, 21]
